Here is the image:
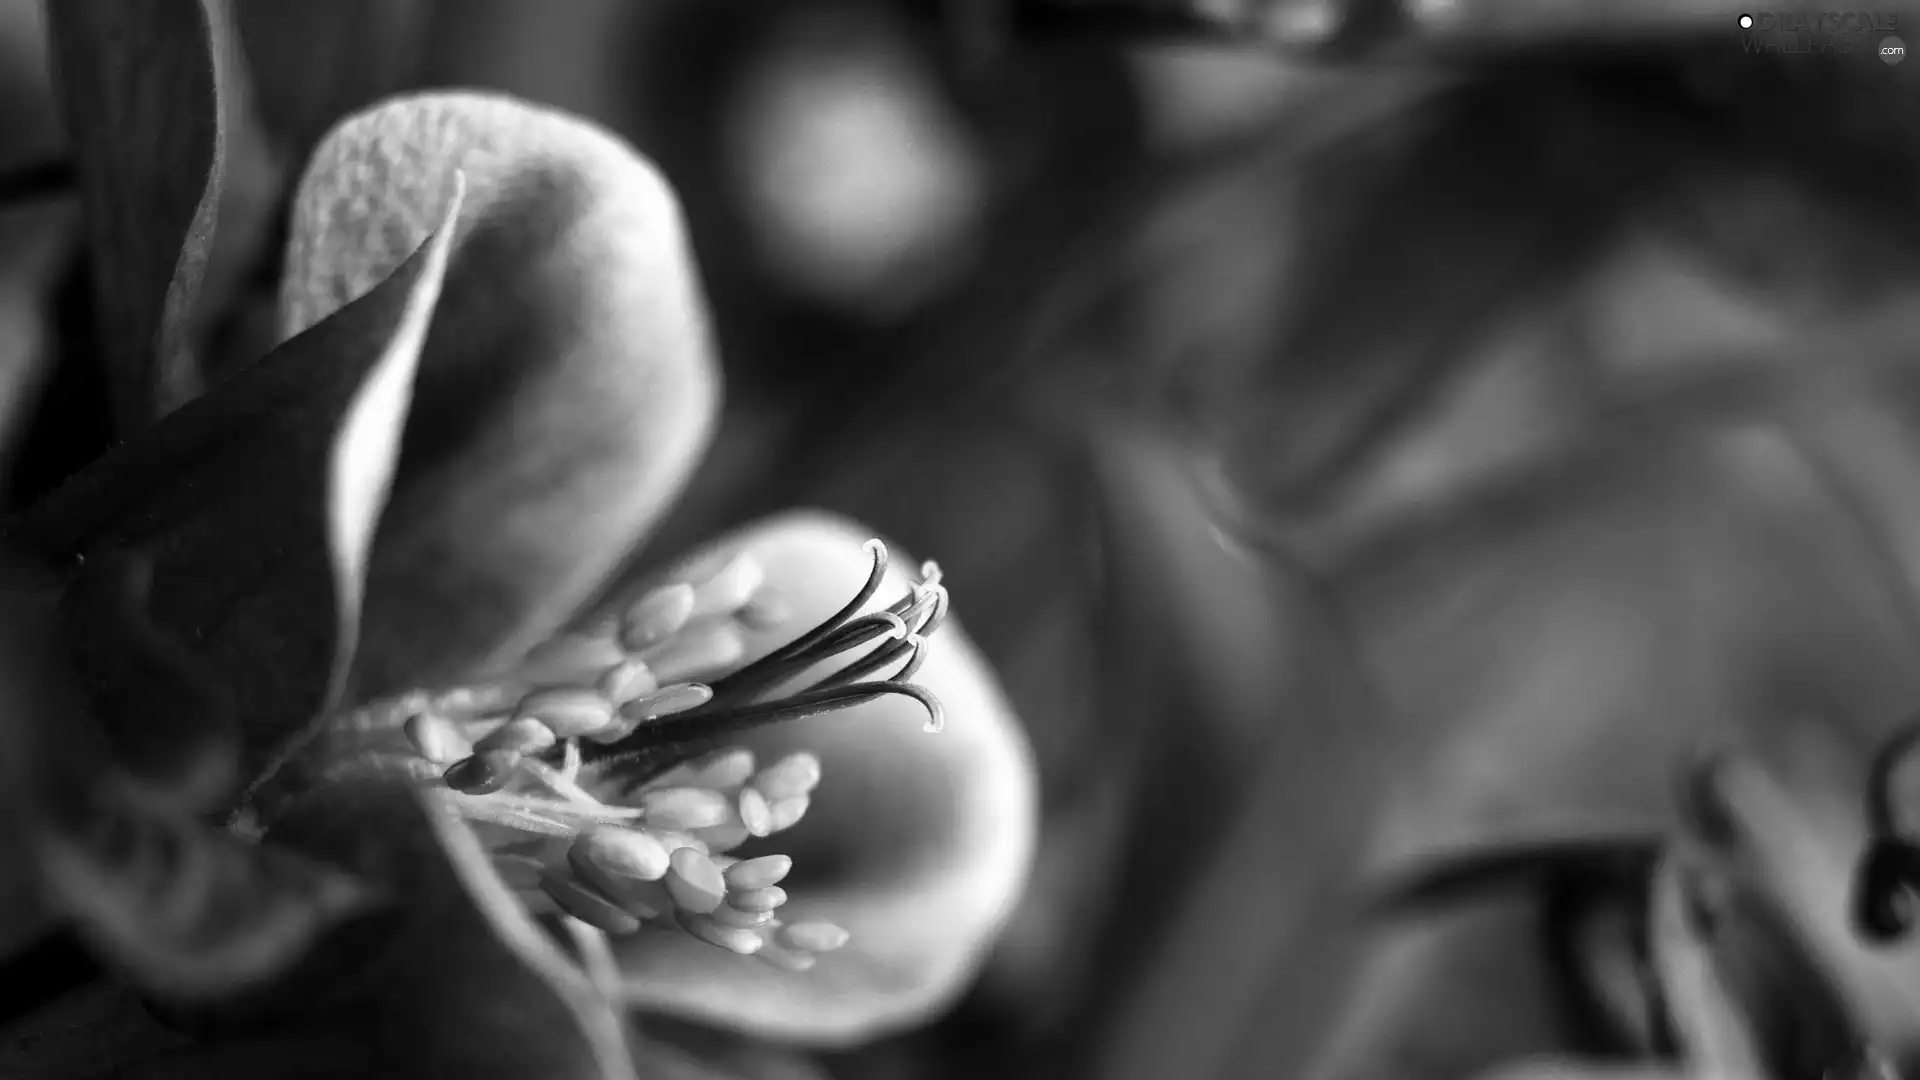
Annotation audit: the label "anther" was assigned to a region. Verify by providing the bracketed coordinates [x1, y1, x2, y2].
[445, 749, 521, 794]
[777, 921, 849, 953]
[621, 583, 698, 652]
[665, 848, 727, 914]
[724, 857, 792, 890]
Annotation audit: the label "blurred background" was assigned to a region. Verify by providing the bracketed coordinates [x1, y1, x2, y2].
[7, 1, 1920, 1077]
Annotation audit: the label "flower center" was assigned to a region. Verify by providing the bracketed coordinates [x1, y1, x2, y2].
[324, 538, 946, 969]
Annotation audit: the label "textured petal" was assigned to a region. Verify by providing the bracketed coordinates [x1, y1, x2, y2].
[277, 92, 719, 701]
[607, 513, 1038, 1044]
[12, 189, 455, 793]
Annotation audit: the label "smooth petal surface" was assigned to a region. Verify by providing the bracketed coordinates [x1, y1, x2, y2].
[12, 189, 455, 793]
[277, 92, 719, 701]
[607, 512, 1038, 1044]
[44, 0, 231, 432]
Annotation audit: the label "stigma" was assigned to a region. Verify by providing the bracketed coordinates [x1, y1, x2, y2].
[330, 538, 948, 969]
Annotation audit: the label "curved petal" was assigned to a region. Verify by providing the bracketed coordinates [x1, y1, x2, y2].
[0, 556, 376, 1010]
[13, 191, 453, 794]
[605, 512, 1038, 1044]
[277, 92, 720, 701]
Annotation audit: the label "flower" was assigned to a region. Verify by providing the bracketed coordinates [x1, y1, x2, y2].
[0, 81, 1036, 1078]
[1369, 732, 1920, 1080]
[323, 537, 949, 972]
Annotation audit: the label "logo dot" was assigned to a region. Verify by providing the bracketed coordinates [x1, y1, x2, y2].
[1883, 34, 1907, 64]
[1738, 13, 1753, 28]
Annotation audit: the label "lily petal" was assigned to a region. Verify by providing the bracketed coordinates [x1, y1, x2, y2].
[13, 185, 455, 793]
[277, 91, 719, 701]
[606, 512, 1038, 1044]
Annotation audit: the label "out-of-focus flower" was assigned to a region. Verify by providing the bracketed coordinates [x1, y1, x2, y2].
[1369, 731, 1920, 1080]
[0, 82, 1034, 1078]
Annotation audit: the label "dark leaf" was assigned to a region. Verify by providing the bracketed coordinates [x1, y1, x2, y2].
[262, 784, 642, 1080]
[55, 553, 239, 809]
[10, 180, 459, 795]
[277, 92, 720, 699]
[45, 0, 233, 433]
[231, 0, 433, 159]
[0, 559, 376, 1008]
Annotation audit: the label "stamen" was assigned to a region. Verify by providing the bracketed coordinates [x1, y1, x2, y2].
[664, 848, 727, 914]
[752, 754, 822, 801]
[1853, 716, 1920, 945]
[724, 855, 792, 890]
[595, 683, 944, 770]
[678, 911, 764, 955]
[403, 713, 471, 764]
[445, 797, 579, 838]
[596, 659, 658, 705]
[470, 790, 645, 827]
[711, 905, 774, 929]
[777, 921, 850, 953]
[810, 634, 919, 691]
[1866, 717, 1920, 837]
[520, 633, 626, 686]
[511, 687, 616, 739]
[737, 787, 774, 837]
[690, 553, 766, 620]
[669, 748, 756, 791]
[727, 886, 787, 912]
[540, 872, 641, 935]
[757, 942, 818, 972]
[738, 590, 790, 630]
[356, 537, 944, 970]
[574, 826, 671, 882]
[474, 718, 559, 756]
[637, 787, 734, 831]
[517, 756, 602, 807]
[765, 796, 809, 833]
[445, 749, 520, 795]
[620, 583, 697, 652]
[639, 625, 747, 685]
[491, 854, 546, 890]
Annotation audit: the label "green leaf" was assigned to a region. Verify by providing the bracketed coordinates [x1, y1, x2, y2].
[278, 92, 720, 700]
[45, 0, 234, 433]
[10, 178, 460, 795]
